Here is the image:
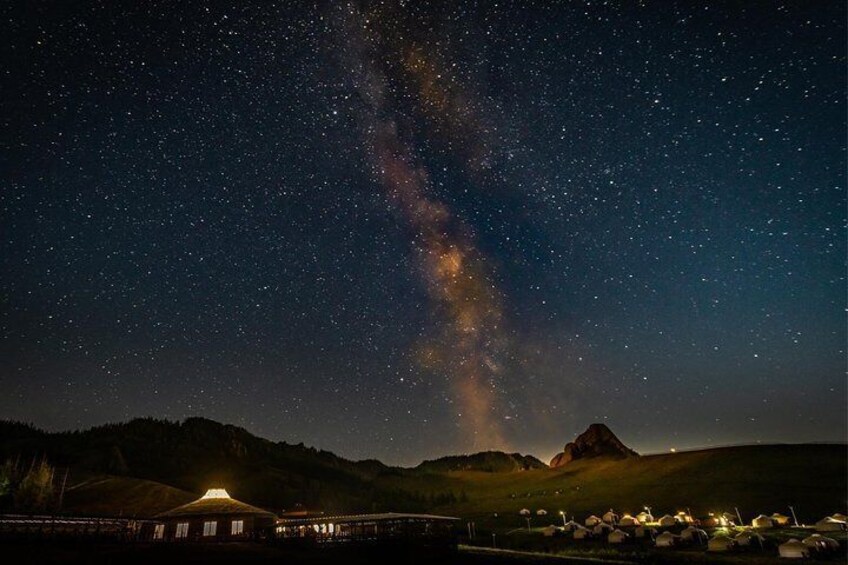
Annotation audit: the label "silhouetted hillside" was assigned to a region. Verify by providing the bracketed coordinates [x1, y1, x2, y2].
[416, 451, 546, 473]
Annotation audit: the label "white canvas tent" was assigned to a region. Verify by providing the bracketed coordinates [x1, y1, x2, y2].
[752, 514, 774, 528]
[770, 512, 791, 526]
[562, 520, 581, 532]
[735, 530, 765, 547]
[636, 511, 654, 523]
[802, 533, 839, 551]
[708, 535, 735, 552]
[593, 522, 613, 535]
[608, 529, 628, 544]
[602, 510, 619, 524]
[815, 516, 846, 532]
[655, 531, 677, 547]
[778, 539, 809, 559]
[573, 526, 591, 540]
[680, 525, 707, 543]
[618, 515, 640, 527]
[584, 515, 602, 527]
[658, 514, 677, 527]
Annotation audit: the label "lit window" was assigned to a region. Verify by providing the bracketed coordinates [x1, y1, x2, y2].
[328, 523, 334, 534]
[176, 522, 189, 538]
[153, 524, 165, 540]
[231, 519, 244, 535]
[203, 521, 217, 536]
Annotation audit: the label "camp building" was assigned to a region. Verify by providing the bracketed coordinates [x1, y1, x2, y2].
[155, 488, 277, 541]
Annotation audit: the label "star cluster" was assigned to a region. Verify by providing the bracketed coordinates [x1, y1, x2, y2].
[1, 1, 845, 465]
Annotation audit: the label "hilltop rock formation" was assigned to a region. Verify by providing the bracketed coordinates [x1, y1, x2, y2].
[549, 423, 638, 467]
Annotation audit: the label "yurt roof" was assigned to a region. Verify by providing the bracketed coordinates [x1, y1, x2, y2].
[156, 489, 277, 519]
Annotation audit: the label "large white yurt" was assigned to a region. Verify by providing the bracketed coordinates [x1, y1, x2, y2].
[602, 510, 619, 524]
[802, 533, 839, 551]
[752, 514, 775, 528]
[636, 511, 654, 524]
[573, 526, 591, 540]
[658, 514, 677, 527]
[608, 529, 628, 544]
[618, 515, 640, 527]
[707, 535, 735, 552]
[680, 526, 707, 543]
[735, 530, 765, 547]
[584, 515, 602, 527]
[777, 539, 809, 559]
[655, 531, 677, 547]
[593, 522, 614, 536]
[770, 512, 791, 526]
[815, 516, 846, 532]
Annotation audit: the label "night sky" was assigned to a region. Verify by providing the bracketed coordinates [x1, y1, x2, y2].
[2, 1, 845, 466]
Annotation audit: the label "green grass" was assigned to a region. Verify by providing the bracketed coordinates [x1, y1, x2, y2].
[376, 444, 846, 532]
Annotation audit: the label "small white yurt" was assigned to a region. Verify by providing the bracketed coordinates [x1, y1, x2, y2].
[634, 525, 657, 539]
[602, 510, 619, 524]
[752, 514, 775, 528]
[585, 515, 602, 527]
[707, 535, 735, 552]
[542, 525, 559, 537]
[655, 531, 677, 547]
[770, 512, 791, 526]
[802, 533, 840, 551]
[658, 514, 677, 527]
[573, 526, 591, 540]
[593, 522, 614, 535]
[831, 513, 847, 522]
[681, 526, 707, 543]
[675, 511, 692, 524]
[618, 514, 640, 527]
[636, 511, 654, 523]
[778, 539, 809, 559]
[815, 516, 847, 532]
[608, 529, 628, 544]
[735, 530, 765, 547]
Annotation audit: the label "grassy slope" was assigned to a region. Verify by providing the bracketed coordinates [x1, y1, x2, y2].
[377, 445, 846, 529]
[62, 476, 197, 517]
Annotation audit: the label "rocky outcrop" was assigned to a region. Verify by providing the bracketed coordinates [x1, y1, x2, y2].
[549, 423, 638, 467]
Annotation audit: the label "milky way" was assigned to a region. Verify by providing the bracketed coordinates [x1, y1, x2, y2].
[1, 1, 845, 465]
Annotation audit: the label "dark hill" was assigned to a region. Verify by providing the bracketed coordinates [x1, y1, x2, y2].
[549, 423, 638, 467]
[0, 418, 399, 514]
[416, 451, 546, 474]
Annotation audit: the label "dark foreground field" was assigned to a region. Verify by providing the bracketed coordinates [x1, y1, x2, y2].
[2, 540, 846, 565]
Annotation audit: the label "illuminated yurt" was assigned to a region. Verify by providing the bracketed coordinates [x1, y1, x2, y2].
[573, 525, 591, 540]
[680, 525, 707, 543]
[770, 512, 791, 526]
[777, 539, 809, 559]
[602, 510, 619, 524]
[658, 514, 677, 527]
[802, 533, 840, 551]
[636, 511, 654, 523]
[155, 488, 277, 541]
[592, 522, 613, 536]
[707, 534, 735, 552]
[608, 529, 628, 544]
[618, 514, 640, 527]
[655, 531, 677, 547]
[584, 515, 602, 527]
[751, 514, 775, 528]
[814, 516, 846, 532]
[735, 530, 765, 547]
